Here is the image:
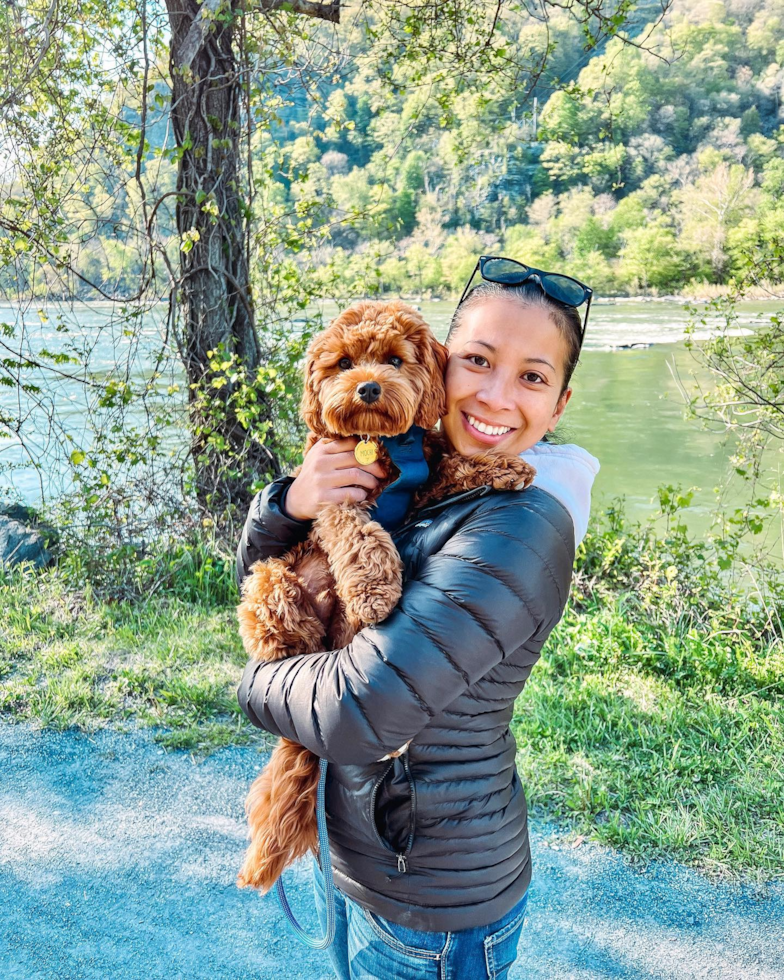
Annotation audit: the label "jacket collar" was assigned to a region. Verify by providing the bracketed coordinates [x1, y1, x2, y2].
[395, 485, 491, 535]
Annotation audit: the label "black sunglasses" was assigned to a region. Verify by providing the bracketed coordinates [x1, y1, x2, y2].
[458, 255, 593, 345]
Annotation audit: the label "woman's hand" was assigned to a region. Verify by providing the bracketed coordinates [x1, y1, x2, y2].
[284, 437, 386, 521]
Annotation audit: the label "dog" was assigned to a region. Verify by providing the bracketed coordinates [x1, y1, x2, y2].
[236, 299, 536, 894]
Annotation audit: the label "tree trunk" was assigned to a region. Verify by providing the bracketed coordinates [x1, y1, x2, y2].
[166, 0, 280, 524]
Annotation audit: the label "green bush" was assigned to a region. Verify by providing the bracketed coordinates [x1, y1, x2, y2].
[568, 490, 783, 699]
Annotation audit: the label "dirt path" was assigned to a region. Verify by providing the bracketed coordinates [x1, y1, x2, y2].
[1, 721, 781, 980]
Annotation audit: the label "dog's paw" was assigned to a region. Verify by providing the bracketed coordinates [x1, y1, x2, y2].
[345, 582, 402, 627]
[237, 560, 325, 661]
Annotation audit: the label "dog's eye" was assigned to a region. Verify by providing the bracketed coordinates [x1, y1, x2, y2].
[388, 356, 403, 369]
[338, 357, 352, 370]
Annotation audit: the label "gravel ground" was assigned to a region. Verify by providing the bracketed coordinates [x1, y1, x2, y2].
[0, 721, 782, 980]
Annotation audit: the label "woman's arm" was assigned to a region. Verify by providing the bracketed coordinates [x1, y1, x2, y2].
[236, 489, 575, 765]
[235, 477, 312, 590]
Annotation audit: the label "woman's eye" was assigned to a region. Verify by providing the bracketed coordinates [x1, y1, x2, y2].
[468, 354, 489, 367]
[388, 356, 403, 369]
[338, 357, 352, 370]
[522, 372, 544, 384]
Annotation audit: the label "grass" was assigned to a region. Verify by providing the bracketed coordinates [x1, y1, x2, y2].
[1, 500, 782, 879]
[513, 599, 784, 881]
[0, 556, 256, 753]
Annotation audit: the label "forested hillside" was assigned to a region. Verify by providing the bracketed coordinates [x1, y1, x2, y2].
[278, 0, 784, 297]
[2, 0, 783, 301]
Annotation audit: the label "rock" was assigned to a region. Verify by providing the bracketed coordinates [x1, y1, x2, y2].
[0, 515, 52, 569]
[0, 502, 39, 524]
[0, 502, 60, 553]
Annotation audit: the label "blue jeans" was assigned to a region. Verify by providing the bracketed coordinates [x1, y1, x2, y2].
[311, 856, 530, 980]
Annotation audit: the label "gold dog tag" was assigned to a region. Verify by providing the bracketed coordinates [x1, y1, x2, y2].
[354, 438, 378, 465]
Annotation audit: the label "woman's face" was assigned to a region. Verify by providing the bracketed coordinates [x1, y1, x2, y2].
[442, 296, 573, 457]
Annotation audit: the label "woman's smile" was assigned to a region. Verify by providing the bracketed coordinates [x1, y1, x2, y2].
[459, 410, 518, 445]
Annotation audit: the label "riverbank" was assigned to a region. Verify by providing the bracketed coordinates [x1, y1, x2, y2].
[4, 283, 783, 307]
[3, 297, 783, 539]
[2, 499, 781, 880]
[386, 284, 784, 303]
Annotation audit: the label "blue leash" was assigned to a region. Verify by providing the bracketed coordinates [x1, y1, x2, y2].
[274, 758, 336, 950]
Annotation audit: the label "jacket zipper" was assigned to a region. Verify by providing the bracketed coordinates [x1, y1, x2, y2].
[398, 754, 417, 873]
[369, 758, 417, 875]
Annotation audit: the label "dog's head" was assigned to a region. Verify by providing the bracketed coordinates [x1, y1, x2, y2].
[301, 300, 448, 439]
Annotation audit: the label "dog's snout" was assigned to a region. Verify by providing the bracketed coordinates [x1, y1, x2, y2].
[357, 381, 381, 404]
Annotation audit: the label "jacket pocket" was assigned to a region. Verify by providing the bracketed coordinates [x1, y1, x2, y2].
[369, 754, 417, 875]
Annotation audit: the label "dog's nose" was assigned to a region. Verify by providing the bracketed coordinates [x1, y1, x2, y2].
[357, 381, 381, 404]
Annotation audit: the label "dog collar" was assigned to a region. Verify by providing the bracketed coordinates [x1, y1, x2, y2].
[370, 426, 429, 532]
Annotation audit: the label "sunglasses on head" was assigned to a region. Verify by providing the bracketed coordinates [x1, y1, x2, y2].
[458, 255, 593, 345]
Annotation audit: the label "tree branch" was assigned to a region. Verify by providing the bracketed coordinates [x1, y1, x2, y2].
[177, 0, 340, 70]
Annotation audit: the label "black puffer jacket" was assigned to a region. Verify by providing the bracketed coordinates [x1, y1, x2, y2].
[236, 475, 575, 931]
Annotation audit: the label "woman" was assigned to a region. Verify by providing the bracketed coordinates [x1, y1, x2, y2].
[235, 259, 600, 979]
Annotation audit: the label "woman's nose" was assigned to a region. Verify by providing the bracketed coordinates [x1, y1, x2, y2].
[476, 375, 517, 412]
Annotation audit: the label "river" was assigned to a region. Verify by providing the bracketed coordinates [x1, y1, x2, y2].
[0, 298, 781, 551]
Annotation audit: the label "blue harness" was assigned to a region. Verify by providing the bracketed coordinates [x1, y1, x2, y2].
[369, 426, 429, 531]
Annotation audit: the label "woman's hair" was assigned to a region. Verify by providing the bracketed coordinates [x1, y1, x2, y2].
[445, 281, 583, 397]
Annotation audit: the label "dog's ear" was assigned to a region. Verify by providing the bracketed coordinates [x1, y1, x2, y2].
[414, 332, 449, 430]
[301, 303, 373, 438]
[300, 337, 329, 438]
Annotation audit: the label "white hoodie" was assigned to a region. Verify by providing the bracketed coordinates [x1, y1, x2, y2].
[520, 441, 600, 547]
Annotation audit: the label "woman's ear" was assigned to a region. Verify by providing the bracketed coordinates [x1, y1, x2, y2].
[414, 335, 449, 430]
[547, 386, 573, 432]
